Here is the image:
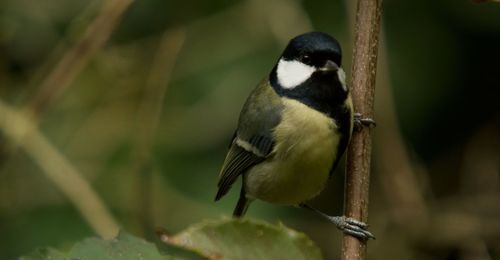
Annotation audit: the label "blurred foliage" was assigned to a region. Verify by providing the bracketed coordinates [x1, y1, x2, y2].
[21, 231, 173, 260]
[0, 0, 499, 259]
[20, 219, 322, 260]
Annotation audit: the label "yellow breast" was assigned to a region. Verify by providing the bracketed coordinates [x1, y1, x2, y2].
[245, 98, 339, 204]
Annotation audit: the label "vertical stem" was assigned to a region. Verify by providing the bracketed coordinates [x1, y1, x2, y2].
[132, 29, 185, 236]
[342, 0, 382, 259]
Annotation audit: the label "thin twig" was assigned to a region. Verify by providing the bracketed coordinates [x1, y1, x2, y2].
[345, 0, 430, 240]
[26, 0, 133, 118]
[0, 101, 120, 238]
[0, 0, 132, 239]
[131, 28, 186, 236]
[342, 0, 382, 259]
[2, 0, 133, 165]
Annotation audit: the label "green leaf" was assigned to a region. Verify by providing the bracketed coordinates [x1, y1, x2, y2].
[21, 231, 172, 260]
[160, 218, 323, 260]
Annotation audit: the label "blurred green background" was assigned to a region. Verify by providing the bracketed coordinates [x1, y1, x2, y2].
[1, 0, 499, 259]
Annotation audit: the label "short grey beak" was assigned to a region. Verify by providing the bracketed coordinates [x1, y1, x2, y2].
[319, 60, 339, 71]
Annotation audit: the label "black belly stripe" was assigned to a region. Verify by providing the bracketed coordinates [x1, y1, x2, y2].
[269, 68, 352, 176]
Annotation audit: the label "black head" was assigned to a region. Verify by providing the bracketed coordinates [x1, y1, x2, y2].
[280, 31, 342, 68]
[269, 32, 348, 118]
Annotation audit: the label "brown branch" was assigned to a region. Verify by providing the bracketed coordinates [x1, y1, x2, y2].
[342, 0, 382, 259]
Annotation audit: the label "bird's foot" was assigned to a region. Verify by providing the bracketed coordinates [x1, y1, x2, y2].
[300, 203, 375, 240]
[327, 215, 375, 240]
[354, 113, 376, 131]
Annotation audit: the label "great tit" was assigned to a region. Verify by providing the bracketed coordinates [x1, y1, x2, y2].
[215, 32, 374, 239]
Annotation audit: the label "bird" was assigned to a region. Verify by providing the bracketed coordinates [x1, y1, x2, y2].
[215, 32, 374, 239]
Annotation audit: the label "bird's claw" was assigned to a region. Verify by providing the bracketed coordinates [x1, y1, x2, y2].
[328, 216, 376, 240]
[299, 204, 375, 240]
[354, 113, 376, 131]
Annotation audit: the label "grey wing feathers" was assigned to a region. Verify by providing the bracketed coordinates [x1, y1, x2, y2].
[215, 79, 283, 201]
[215, 142, 265, 201]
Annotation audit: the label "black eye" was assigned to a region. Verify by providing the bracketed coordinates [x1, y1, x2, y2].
[301, 55, 311, 64]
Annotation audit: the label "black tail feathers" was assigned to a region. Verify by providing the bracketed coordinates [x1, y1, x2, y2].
[233, 187, 251, 217]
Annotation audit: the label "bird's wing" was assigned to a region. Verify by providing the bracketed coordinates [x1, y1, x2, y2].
[215, 80, 283, 201]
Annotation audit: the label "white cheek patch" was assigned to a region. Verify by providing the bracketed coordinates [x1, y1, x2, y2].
[337, 68, 347, 92]
[276, 59, 316, 89]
